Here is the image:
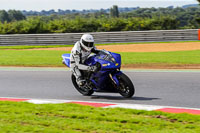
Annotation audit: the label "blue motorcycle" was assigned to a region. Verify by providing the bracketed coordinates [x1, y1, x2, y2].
[62, 50, 135, 98]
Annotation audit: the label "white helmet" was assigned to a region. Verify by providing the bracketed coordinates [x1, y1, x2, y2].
[80, 34, 94, 51]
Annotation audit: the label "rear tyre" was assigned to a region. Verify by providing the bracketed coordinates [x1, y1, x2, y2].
[117, 73, 135, 98]
[71, 74, 94, 96]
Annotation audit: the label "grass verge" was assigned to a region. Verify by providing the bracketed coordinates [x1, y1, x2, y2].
[0, 45, 73, 50]
[0, 50, 67, 67]
[0, 101, 200, 132]
[120, 50, 200, 65]
[0, 41, 199, 49]
[0, 50, 200, 67]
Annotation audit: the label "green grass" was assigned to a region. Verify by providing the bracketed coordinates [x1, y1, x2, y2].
[0, 50, 200, 67]
[97, 40, 200, 46]
[120, 50, 200, 65]
[0, 40, 199, 49]
[0, 101, 200, 133]
[0, 50, 68, 67]
[0, 45, 73, 49]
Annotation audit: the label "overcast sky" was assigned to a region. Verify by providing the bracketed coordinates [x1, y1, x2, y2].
[0, 0, 198, 11]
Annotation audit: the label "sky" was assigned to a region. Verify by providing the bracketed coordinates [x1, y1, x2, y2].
[0, 0, 198, 11]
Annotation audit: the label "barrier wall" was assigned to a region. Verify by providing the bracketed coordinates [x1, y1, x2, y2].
[0, 29, 199, 46]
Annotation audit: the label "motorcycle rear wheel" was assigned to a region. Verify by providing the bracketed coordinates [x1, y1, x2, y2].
[71, 74, 94, 96]
[117, 73, 135, 98]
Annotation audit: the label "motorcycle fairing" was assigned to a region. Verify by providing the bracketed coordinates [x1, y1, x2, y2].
[85, 52, 121, 70]
[62, 54, 71, 67]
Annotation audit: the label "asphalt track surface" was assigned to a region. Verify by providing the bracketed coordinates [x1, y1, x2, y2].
[0, 68, 200, 109]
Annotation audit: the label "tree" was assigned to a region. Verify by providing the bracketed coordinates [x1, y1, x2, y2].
[197, 0, 200, 26]
[0, 10, 10, 23]
[8, 10, 26, 21]
[110, 5, 119, 18]
[0, 10, 26, 23]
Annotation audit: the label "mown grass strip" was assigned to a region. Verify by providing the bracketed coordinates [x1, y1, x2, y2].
[0, 101, 200, 132]
[97, 40, 200, 46]
[120, 50, 200, 65]
[0, 50, 200, 67]
[0, 50, 67, 67]
[0, 41, 199, 49]
[0, 45, 73, 49]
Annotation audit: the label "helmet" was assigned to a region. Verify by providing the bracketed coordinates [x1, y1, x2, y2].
[80, 34, 94, 51]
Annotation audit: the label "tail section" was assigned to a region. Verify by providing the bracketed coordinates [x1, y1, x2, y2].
[62, 54, 71, 68]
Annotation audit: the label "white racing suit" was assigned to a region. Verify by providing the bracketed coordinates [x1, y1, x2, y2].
[70, 41, 101, 84]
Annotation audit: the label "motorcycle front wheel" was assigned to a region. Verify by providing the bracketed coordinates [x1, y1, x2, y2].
[117, 73, 135, 98]
[71, 74, 94, 96]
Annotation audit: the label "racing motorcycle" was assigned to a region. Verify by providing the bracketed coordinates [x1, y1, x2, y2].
[62, 50, 135, 98]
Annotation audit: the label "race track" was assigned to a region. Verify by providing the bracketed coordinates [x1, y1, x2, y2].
[0, 68, 200, 108]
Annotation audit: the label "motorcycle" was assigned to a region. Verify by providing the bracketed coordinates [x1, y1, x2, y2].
[62, 50, 135, 98]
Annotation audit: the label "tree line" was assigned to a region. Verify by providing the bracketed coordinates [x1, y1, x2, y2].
[0, 6, 199, 34]
[0, 10, 26, 23]
[22, 7, 138, 16]
[0, 16, 180, 34]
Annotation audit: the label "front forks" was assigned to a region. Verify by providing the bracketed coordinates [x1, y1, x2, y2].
[109, 71, 122, 87]
[109, 74, 117, 85]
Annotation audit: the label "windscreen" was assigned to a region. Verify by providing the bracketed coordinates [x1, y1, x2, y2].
[97, 51, 116, 63]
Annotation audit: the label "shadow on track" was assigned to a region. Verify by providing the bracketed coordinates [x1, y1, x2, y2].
[90, 95, 160, 101]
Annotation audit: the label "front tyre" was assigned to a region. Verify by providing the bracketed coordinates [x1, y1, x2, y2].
[71, 74, 94, 96]
[117, 73, 135, 98]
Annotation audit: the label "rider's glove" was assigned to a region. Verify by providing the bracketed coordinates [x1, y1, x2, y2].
[88, 66, 98, 72]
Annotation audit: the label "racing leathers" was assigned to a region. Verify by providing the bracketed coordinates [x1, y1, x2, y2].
[70, 41, 100, 85]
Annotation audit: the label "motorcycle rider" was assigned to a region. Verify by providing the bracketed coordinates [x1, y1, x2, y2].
[70, 34, 103, 86]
